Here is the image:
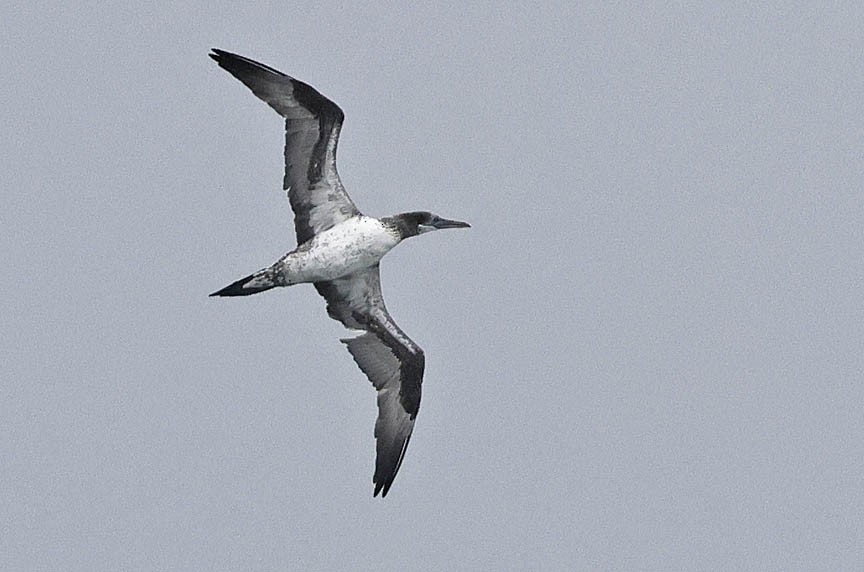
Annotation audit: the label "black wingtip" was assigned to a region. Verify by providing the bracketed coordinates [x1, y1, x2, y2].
[373, 480, 392, 498]
[209, 49, 233, 68]
[372, 433, 412, 498]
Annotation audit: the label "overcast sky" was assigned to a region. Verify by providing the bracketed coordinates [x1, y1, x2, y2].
[3, 2, 863, 570]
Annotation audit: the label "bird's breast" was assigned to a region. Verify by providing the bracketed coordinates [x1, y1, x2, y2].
[279, 216, 400, 283]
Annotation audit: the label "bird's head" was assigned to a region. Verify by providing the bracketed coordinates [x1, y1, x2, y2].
[391, 211, 471, 239]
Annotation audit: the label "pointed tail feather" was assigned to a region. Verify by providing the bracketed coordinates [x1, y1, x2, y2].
[210, 268, 277, 297]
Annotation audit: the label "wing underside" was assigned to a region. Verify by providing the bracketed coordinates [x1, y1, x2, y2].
[315, 268, 424, 497]
[209, 49, 360, 244]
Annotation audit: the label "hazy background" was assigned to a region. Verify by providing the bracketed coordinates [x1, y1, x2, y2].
[3, 2, 863, 570]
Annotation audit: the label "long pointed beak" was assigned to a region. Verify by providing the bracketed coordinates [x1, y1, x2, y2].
[433, 217, 471, 229]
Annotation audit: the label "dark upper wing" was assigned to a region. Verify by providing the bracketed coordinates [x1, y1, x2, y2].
[314, 267, 424, 497]
[209, 49, 360, 244]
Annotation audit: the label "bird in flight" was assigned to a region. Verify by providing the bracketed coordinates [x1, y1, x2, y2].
[208, 49, 470, 497]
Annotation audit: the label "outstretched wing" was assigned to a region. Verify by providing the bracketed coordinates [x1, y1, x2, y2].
[209, 49, 360, 244]
[314, 267, 424, 497]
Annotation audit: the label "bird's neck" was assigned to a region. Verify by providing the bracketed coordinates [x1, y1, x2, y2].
[381, 215, 418, 240]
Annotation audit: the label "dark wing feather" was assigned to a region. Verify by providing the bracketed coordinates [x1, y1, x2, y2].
[209, 49, 360, 244]
[315, 267, 424, 497]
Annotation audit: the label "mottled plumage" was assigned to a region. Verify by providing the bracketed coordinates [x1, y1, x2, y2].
[209, 49, 469, 497]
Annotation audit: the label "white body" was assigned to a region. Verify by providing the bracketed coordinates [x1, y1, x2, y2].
[277, 216, 400, 284]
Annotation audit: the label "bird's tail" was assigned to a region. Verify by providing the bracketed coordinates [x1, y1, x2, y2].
[210, 267, 278, 297]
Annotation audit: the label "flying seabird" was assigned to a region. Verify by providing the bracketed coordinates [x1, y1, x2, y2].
[208, 49, 470, 497]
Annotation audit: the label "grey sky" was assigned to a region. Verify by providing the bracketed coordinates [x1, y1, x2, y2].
[2, 2, 863, 570]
